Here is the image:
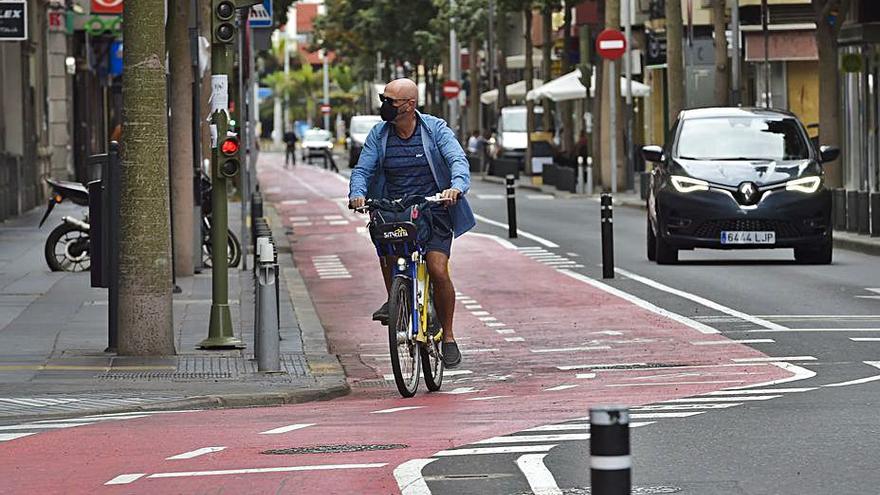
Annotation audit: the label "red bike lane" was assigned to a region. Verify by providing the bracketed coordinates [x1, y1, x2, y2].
[0, 157, 793, 495]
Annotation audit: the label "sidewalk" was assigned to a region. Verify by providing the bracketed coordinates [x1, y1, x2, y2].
[0, 199, 347, 421]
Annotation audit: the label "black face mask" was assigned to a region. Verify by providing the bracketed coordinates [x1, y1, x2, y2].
[380, 99, 399, 122]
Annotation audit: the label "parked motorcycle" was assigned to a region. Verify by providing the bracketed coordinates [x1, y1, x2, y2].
[39, 174, 241, 272]
[39, 178, 91, 272]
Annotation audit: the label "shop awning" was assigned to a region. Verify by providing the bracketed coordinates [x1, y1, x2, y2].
[525, 68, 650, 102]
[480, 79, 545, 105]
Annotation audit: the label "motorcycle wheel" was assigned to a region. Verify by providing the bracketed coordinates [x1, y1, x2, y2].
[45, 223, 91, 272]
[203, 230, 242, 268]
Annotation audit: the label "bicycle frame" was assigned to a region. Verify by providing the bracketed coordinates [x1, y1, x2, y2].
[391, 248, 438, 345]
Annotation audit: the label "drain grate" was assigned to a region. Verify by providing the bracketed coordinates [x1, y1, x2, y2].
[262, 444, 408, 455]
[99, 371, 234, 381]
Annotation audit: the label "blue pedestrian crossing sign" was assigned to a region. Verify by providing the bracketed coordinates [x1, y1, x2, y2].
[250, 0, 272, 28]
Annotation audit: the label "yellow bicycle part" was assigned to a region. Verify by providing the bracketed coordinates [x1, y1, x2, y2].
[416, 260, 429, 344]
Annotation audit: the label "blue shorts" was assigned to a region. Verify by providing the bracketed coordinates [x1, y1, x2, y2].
[424, 209, 453, 257]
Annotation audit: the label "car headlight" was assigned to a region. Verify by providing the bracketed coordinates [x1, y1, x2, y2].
[785, 176, 821, 193]
[670, 175, 710, 193]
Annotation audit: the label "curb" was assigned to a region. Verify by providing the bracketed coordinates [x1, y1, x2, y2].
[832, 232, 880, 257]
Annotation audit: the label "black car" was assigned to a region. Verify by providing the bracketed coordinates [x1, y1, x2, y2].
[643, 107, 838, 265]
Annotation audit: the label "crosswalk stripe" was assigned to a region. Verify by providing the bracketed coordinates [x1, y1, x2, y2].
[475, 433, 590, 444]
[632, 403, 741, 410]
[516, 454, 562, 495]
[662, 395, 781, 403]
[434, 445, 555, 456]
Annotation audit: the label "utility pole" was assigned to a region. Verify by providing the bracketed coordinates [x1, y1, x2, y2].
[322, 49, 330, 131]
[665, 0, 684, 123]
[623, 0, 634, 191]
[201, 0, 259, 349]
[761, 0, 770, 108]
[731, 0, 741, 105]
[487, 0, 495, 91]
[190, 0, 204, 271]
[272, 36, 284, 147]
[449, 0, 461, 137]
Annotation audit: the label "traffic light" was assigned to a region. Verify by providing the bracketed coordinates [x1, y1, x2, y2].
[212, 0, 236, 44]
[219, 135, 240, 177]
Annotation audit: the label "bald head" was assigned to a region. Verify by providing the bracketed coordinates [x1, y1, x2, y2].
[385, 78, 418, 102]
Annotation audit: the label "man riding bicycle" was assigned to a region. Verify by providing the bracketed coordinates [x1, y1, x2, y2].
[349, 78, 475, 368]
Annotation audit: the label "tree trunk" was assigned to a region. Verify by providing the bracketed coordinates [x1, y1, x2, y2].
[561, 0, 574, 154]
[814, 1, 847, 187]
[712, 0, 730, 106]
[666, 0, 685, 121]
[541, 5, 553, 132]
[168, 0, 194, 277]
[119, 0, 175, 356]
[469, 38, 481, 136]
[524, 8, 536, 172]
[601, 0, 623, 190]
[497, 11, 509, 110]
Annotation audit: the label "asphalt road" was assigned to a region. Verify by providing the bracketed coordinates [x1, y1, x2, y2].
[452, 177, 880, 494]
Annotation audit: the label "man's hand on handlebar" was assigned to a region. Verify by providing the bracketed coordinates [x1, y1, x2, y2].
[440, 188, 462, 205]
[349, 197, 366, 212]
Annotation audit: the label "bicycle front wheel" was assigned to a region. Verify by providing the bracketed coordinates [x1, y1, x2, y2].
[388, 276, 420, 397]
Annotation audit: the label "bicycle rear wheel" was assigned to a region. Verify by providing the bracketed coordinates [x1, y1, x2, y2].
[388, 276, 420, 397]
[421, 283, 444, 391]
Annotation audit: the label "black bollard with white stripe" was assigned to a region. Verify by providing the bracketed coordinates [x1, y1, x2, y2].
[600, 193, 614, 279]
[506, 174, 518, 239]
[590, 406, 631, 494]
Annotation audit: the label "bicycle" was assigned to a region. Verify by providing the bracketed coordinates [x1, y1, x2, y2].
[355, 194, 450, 397]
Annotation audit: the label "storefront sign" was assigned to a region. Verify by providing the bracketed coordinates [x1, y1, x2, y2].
[646, 30, 667, 68]
[0, 1, 27, 41]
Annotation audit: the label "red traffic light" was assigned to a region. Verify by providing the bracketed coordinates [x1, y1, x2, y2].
[221, 137, 239, 155]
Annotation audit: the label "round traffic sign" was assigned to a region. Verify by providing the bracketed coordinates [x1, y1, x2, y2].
[596, 29, 627, 61]
[320, 104, 332, 114]
[442, 80, 460, 98]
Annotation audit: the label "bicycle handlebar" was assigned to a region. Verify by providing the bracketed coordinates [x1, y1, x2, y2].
[351, 194, 452, 213]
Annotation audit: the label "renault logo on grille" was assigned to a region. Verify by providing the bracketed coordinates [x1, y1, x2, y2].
[737, 182, 759, 205]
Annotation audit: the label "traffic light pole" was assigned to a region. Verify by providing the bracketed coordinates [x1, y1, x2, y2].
[201, 0, 257, 349]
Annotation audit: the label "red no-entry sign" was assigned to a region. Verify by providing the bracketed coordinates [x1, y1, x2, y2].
[596, 29, 627, 61]
[320, 104, 331, 114]
[442, 80, 460, 98]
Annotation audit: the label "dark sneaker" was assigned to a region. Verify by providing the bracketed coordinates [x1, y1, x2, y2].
[442, 341, 462, 368]
[372, 302, 389, 325]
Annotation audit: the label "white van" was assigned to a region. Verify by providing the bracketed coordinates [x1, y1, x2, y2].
[496, 106, 552, 159]
[347, 115, 383, 167]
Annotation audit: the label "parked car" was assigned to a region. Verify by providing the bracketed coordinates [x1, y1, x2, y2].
[643, 107, 837, 265]
[301, 129, 334, 162]
[348, 115, 383, 168]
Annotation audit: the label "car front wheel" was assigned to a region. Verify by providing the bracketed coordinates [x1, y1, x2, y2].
[794, 239, 832, 265]
[647, 217, 657, 261]
[655, 230, 678, 264]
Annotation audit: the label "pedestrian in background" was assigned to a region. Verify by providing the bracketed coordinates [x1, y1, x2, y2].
[466, 130, 480, 156]
[283, 129, 298, 169]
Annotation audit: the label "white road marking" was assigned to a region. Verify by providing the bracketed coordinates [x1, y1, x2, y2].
[478, 317, 498, 322]
[291, 221, 313, 226]
[434, 445, 556, 456]
[281, 200, 307, 206]
[662, 395, 781, 403]
[557, 362, 646, 371]
[460, 300, 478, 305]
[464, 305, 483, 310]
[516, 246, 546, 251]
[631, 403, 741, 410]
[607, 380, 746, 387]
[476, 194, 505, 199]
[743, 328, 880, 333]
[145, 463, 388, 480]
[732, 356, 816, 363]
[727, 362, 816, 389]
[35, 415, 151, 423]
[525, 424, 590, 432]
[692, 339, 776, 345]
[0, 423, 92, 431]
[470, 311, 490, 316]
[496, 329, 516, 334]
[394, 459, 436, 495]
[576, 373, 597, 379]
[516, 454, 563, 495]
[473, 213, 559, 248]
[850, 337, 880, 342]
[566, 252, 580, 257]
[443, 370, 473, 377]
[558, 270, 719, 334]
[823, 361, 880, 388]
[323, 215, 344, 220]
[371, 406, 425, 414]
[505, 337, 525, 342]
[0, 432, 36, 442]
[545, 384, 579, 391]
[166, 447, 227, 460]
[328, 220, 350, 225]
[466, 395, 512, 401]
[526, 194, 555, 200]
[439, 387, 481, 395]
[289, 216, 309, 221]
[630, 412, 706, 419]
[258, 423, 315, 435]
[704, 388, 816, 395]
[614, 267, 788, 332]
[486, 322, 506, 327]
[531, 346, 611, 353]
[105, 474, 147, 485]
[461, 348, 500, 354]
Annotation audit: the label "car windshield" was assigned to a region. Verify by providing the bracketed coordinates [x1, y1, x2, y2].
[676, 117, 810, 161]
[304, 130, 331, 141]
[350, 118, 381, 134]
[501, 111, 546, 133]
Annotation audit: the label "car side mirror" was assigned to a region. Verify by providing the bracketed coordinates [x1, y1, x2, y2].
[641, 145, 664, 163]
[819, 145, 840, 164]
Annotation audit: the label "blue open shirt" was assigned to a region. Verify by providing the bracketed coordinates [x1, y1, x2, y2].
[349, 112, 476, 238]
